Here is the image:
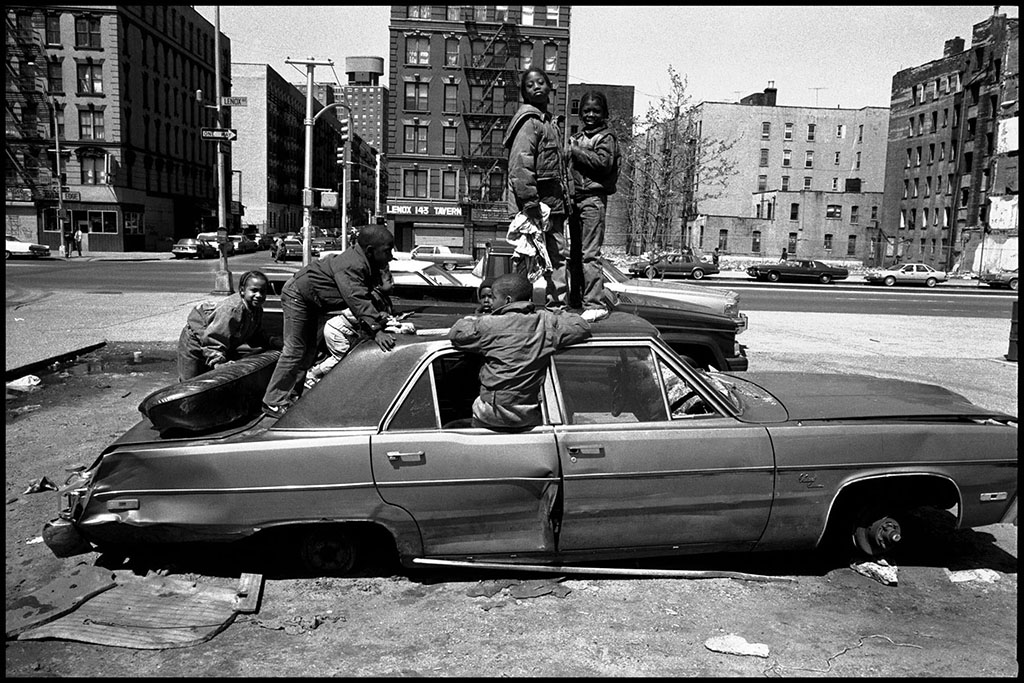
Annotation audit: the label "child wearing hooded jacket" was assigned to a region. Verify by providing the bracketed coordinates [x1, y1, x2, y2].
[503, 67, 568, 309]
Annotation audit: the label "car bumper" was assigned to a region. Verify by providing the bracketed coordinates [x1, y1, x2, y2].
[42, 516, 93, 558]
[725, 343, 748, 372]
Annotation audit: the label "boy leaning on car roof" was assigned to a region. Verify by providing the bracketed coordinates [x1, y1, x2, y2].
[448, 272, 591, 431]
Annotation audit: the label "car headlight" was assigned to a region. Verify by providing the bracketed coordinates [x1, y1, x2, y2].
[724, 301, 739, 318]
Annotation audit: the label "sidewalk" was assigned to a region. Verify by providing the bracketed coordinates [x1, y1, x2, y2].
[54, 250, 175, 262]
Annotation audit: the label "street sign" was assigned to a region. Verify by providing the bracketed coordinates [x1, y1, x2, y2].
[201, 128, 238, 141]
[221, 96, 248, 107]
[61, 191, 81, 201]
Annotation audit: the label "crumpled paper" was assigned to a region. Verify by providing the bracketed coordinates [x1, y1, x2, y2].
[850, 558, 898, 586]
[23, 477, 59, 494]
[704, 634, 770, 658]
[946, 568, 1000, 583]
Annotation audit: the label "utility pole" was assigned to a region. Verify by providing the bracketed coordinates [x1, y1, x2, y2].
[211, 6, 233, 294]
[49, 99, 68, 257]
[285, 56, 334, 266]
[374, 151, 381, 224]
[340, 107, 351, 253]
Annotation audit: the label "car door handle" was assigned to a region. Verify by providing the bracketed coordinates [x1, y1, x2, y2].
[568, 445, 605, 461]
[386, 450, 425, 465]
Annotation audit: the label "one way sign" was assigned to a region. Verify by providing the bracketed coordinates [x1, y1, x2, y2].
[201, 128, 237, 141]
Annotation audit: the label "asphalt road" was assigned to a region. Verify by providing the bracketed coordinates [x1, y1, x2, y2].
[5, 252, 1018, 319]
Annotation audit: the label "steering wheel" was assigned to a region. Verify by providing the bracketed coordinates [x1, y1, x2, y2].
[670, 390, 702, 414]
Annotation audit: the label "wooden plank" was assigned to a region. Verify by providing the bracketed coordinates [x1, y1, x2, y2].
[5, 565, 117, 639]
[233, 573, 263, 614]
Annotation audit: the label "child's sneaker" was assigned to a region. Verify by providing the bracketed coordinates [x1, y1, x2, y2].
[581, 307, 610, 323]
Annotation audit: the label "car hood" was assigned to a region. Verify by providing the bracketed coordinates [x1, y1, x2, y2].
[736, 372, 1009, 422]
[607, 279, 737, 310]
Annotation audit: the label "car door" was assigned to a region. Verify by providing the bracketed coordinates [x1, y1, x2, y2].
[370, 350, 561, 557]
[550, 342, 774, 553]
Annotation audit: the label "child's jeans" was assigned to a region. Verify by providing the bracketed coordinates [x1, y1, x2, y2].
[576, 194, 607, 310]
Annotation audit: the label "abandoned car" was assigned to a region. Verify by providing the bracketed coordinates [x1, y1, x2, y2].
[43, 312, 1017, 574]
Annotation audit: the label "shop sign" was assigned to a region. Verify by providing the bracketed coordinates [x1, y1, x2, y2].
[387, 203, 462, 217]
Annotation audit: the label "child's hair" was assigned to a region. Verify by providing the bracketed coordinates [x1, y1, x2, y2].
[238, 270, 269, 293]
[519, 67, 553, 102]
[578, 90, 609, 118]
[492, 273, 532, 303]
[356, 224, 394, 249]
[478, 277, 495, 296]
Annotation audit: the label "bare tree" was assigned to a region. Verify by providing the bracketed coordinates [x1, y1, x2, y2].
[620, 67, 738, 255]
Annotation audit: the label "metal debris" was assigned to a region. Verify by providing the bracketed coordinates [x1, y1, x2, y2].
[22, 477, 58, 494]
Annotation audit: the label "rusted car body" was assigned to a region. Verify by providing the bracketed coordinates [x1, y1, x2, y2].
[43, 312, 1016, 571]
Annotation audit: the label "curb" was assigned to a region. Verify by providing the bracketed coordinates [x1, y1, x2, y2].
[5, 341, 107, 383]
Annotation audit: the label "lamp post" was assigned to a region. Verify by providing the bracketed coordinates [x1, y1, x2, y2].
[48, 98, 68, 257]
[211, 6, 233, 294]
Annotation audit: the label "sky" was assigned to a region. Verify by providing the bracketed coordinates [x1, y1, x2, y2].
[195, 5, 1018, 116]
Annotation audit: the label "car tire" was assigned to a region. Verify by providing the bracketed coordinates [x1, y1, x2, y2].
[767, 271, 781, 282]
[852, 511, 903, 558]
[644, 265, 658, 279]
[298, 526, 361, 576]
[443, 262, 456, 272]
[691, 268, 705, 280]
[818, 273, 832, 284]
[924, 277, 937, 287]
[1010, 279, 1018, 291]
[5, 251, 11, 260]
[883, 276, 896, 287]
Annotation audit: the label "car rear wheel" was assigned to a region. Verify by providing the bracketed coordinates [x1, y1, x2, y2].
[924, 277, 937, 287]
[767, 271, 781, 282]
[644, 265, 659, 279]
[883, 276, 896, 287]
[443, 262, 456, 271]
[1010, 279, 1018, 291]
[818, 273, 832, 284]
[691, 268, 705, 280]
[298, 526, 361, 575]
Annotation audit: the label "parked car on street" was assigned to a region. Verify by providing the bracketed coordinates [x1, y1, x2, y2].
[42, 311, 1018, 574]
[746, 258, 849, 284]
[628, 252, 720, 280]
[255, 233, 275, 251]
[229, 235, 258, 254]
[171, 238, 218, 259]
[5, 235, 51, 260]
[980, 267, 1018, 291]
[864, 263, 948, 287]
[195, 232, 234, 256]
[399, 245, 475, 271]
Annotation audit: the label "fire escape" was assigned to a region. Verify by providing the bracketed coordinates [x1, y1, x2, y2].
[460, 17, 521, 222]
[5, 12, 53, 204]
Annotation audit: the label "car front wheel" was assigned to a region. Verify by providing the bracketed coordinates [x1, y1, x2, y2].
[443, 262, 456, 271]
[767, 271, 781, 282]
[691, 268, 705, 280]
[644, 265, 659, 279]
[818, 273, 832, 284]
[883, 276, 896, 286]
[924, 277, 937, 287]
[298, 526, 361, 576]
[1009, 279, 1018, 291]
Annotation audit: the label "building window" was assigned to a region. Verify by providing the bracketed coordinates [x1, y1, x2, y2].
[407, 6, 430, 19]
[445, 38, 460, 66]
[908, 117, 914, 137]
[443, 84, 458, 112]
[826, 204, 841, 219]
[546, 5, 560, 25]
[446, 6, 462, 20]
[522, 5, 535, 25]
[759, 148, 769, 167]
[905, 149, 912, 168]
[923, 207, 930, 228]
[836, 124, 845, 138]
[757, 175, 767, 191]
[781, 175, 789, 191]
[931, 110, 937, 133]
[807, 123, 816, 141]
[751, 231, 761, 253]
[74, 15, 101, 48]
[403, 169, 428, 198]
[918, 113, 925, 135]
[928, 143, 935, 164]
[871, 206, 878, 221]
[47, 59, 64, 93]
[903, 180, 909, 199]
[935, 175, 943, 195]
[77, 61, 103, 94]
[788, 232, 798, 254]
[831, 177, 838, 191]
[488, 171, 504, 201]
[404, 82, 429, 111]
[823, 233, 833, 251]
[942, 108, 948, 127]
[855, 151, 861, 170]
[784, 122, 793, 141]
[718, 229, 728, 251]
[45, 14, 61, 45]
[912, 178, 919, 197]
[790, 203, 799, 220]
[804, 150, 814, 168]
[519, 42, 533, 70]
[78, 106, 104, 140]
[782, 149, 791, 167]
[857, 124, 863, 142]
[925, 176, 932, 197]
[544, 43, 557, 71]
[803, 176, 812, 190]
[404, 125, 428, 154]
[761, 121, 770, 138]
[80, 152, 107, 184]
[495, 5, 509, 22]
[850, 206, 859, 224]
[847, 235, 857, 256]
[442, 126, 457, 155]
[442, 170, 458, 199]
[915, 147, 921, 166]
[909, 208, 917, 229]
[475, 6, 488, 21]
[50, 105, 65, 139]
[834, 151, 841, 165]
[405, 36, 430, 65]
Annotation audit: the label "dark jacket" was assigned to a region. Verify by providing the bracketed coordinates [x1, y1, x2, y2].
[181, 293, 279, 367]
[503, 104, 566, 218]
[286, 244, 394, 333]
[569, 124, 620, 197]
[448, 301, 591, 425]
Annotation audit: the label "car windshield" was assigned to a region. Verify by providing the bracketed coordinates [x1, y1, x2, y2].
[600, 258, 631, 284]
[692, 369, 743, 414]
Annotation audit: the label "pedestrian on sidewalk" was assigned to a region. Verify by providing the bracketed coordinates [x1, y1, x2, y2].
[566, 90, 620, 323]
[274, 234, 286, 263]
[73, 228, 83, 257]
[177, 270, 282, 381]
[62, 225, 74, 258]
[261, 225, 397, 419]
[503, 67, 568, 309]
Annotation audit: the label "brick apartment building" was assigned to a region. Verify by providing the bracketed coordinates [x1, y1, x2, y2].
[881, 10, 1018, 273]
[385, 4, 571, 257]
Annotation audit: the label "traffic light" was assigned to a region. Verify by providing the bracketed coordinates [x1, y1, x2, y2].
[336, 146, 345, 166]
[338, 119, 349, 144]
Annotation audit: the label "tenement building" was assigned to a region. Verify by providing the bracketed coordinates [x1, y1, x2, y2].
[386, 4, 571, 258]
[882, 9, 1018, 272]
[5, 5, 231, 252]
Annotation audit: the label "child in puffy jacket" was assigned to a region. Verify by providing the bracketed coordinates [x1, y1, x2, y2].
[567, 90, 620, 322]
[503, 67, 568, 309]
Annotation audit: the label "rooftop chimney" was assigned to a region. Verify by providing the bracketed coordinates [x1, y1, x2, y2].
[944, 36, 965, 57]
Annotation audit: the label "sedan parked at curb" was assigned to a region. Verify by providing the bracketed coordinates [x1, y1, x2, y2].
[980, 267, 1018, 291]
[5, 235, 51, 260]
[864, 263, 948, 287]
[628, 252, 720, 280]
[171, 238, 218, 259]
[229, 235, 259, 254]
[746, 259, 849, 284]
[42, 312, 1018, 575]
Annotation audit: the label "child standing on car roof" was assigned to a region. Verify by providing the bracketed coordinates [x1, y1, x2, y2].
[567, 90, 621, 323]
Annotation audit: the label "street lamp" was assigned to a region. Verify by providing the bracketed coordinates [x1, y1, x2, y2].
[46, 98, 69, 257]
